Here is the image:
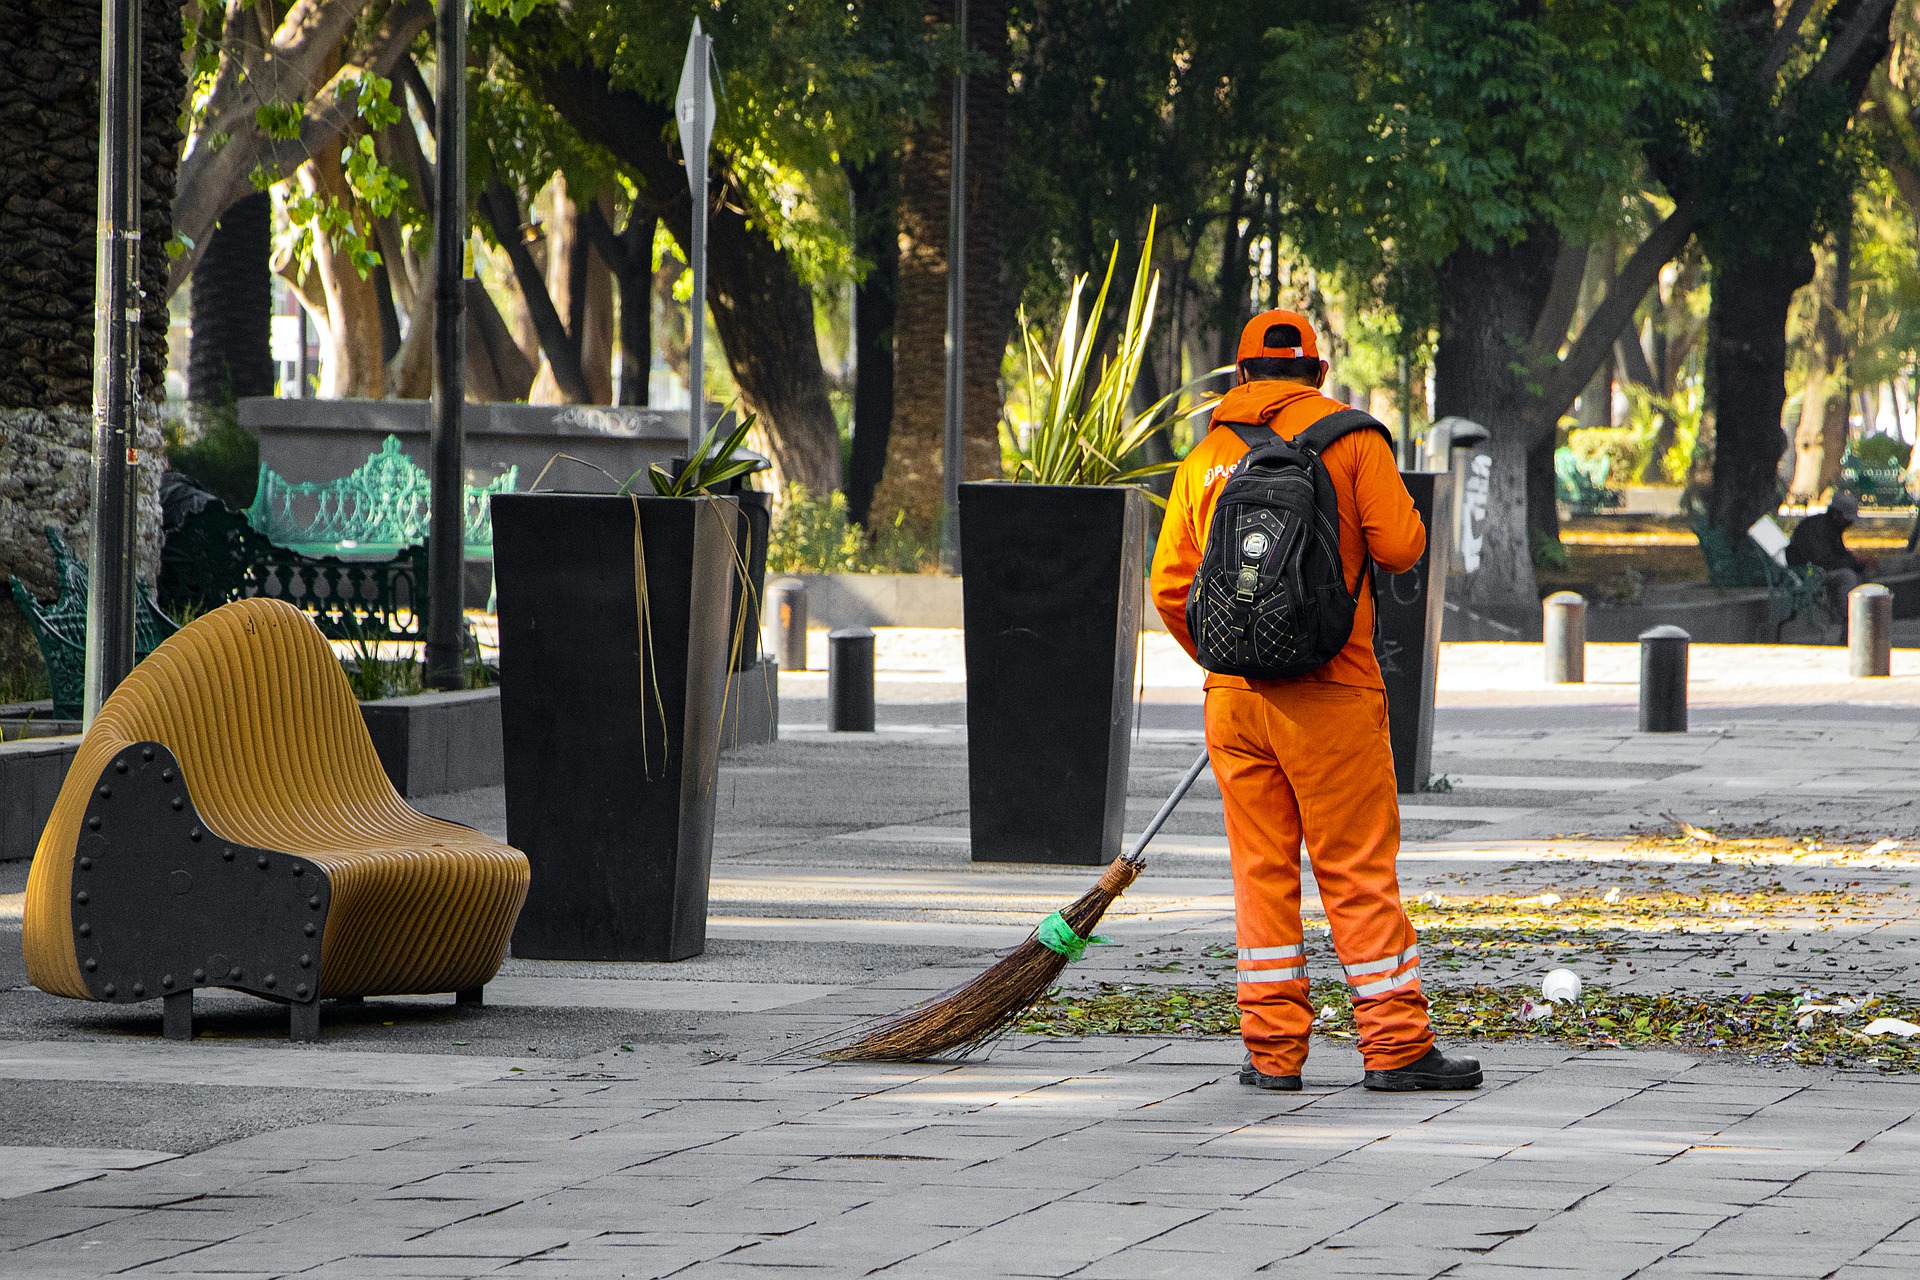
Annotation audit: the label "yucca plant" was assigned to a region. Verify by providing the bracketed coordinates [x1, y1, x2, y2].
[645, 411, 763, 496]
[1004, 210, 1220, 491]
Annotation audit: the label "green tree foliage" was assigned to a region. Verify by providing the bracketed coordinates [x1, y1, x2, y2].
[1260, 0, 1711, 354]
[478, 0, 937, 286]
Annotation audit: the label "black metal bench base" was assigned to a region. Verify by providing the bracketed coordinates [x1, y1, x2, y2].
[156, 984, 489, 1042]
[74, 742, 331, 1041]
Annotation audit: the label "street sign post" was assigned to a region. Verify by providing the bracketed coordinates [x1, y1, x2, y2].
[941, 1, 969, 572]
[676, 20, 716, 458]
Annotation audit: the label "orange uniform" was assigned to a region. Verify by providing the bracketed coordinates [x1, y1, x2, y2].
[1150, 323, 1432, 1077]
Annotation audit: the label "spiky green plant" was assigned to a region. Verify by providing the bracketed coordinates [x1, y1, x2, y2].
[645, 412, 763, 496]
[1004, 210, 1220, 491]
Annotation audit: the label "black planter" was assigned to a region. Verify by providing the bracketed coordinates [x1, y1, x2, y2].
[959, 482, 1148, 865]
[491, 492, 738, 960]
[729, 488, 771, 672]
[1376, 471, 1453, 794]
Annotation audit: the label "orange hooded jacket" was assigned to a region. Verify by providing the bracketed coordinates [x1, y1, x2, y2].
[1150, 380, 1426, 691]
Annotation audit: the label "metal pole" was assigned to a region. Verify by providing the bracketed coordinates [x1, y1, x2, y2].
[1638, 625, 1689, 733]
[1848, 583, 1892, 678]
[766, 577, 808, 671]
[424, 0, 468, 690]
[827, 626, 876, 731]
[83, 0, 142, 726]
[1397, 353, 1413, 469]
[296, 305, 309, 398]
[1542, 591, 1587, 683]
[940, 0, 968, 572]
[687, 30, 710, 457]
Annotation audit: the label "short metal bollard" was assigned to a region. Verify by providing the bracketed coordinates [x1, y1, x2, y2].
[766, 578, 808, 672]
[1849, 583, 1892, 678]
[1638, 625, 1690, 733]
[827, 626, 875, 732]
[1543, 591, 1587, 683]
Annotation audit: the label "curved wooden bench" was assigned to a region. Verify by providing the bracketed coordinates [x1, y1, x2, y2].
[22, 597, 530, 1041]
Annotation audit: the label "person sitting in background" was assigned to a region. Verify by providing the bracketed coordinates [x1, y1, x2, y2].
[1786, 490, 1870, 603]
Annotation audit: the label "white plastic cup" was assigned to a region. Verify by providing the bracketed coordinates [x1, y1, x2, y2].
[1541, 968, 1583, 1005]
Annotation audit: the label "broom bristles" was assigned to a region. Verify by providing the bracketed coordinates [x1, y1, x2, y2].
[823, 855, 1142, 1061]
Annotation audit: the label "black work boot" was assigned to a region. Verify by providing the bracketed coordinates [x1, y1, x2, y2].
[1363, 1046, 1483, 1091]
[1238, 1056, 1302, 1092]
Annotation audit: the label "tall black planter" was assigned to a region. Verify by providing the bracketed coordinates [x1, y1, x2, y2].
[960, 483, 1148, 865]
[491, 493, 738, 960]
[1376, 472, 1453, 794]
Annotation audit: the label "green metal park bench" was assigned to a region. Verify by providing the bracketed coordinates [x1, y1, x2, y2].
[1554, 448, 1621, 514]
[1691, 514, 1831, 639]
[6, 527, 181, 719]
[1839, 456, 1912, 510]
[159, 502, 428, 645]
[246, 435, 515, 560]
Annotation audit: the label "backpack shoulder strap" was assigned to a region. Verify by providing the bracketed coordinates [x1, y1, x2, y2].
[1294, 407, 1392, 455]
[1222, 421, 1278, 449]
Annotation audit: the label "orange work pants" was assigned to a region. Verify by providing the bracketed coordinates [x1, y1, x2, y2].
[1205, 681, 1432, 1075]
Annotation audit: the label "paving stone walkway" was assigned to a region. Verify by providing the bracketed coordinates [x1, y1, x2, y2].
[4, 642, 1920, 1277]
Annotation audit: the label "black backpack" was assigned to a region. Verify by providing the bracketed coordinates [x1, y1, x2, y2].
[1185, 408, 1392, 679]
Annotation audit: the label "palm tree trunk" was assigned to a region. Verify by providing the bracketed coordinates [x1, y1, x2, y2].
[189, 191, 276, 409]
[870, 0, 1011, 535]
[0, 0, 182, 690]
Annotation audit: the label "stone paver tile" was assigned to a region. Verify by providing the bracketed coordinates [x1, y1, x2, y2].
[898, 1198, 1205, 1277]
[854, 1181, 1060, 1229]
[285, 1256, 522, 1278]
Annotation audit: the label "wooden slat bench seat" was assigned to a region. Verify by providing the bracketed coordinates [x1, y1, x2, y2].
[22, 598, 529, 1042]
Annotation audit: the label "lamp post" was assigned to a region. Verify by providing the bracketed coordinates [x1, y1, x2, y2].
[424, 0, 468, 690]
[940, 0, 968, 572]
[83, 0, 142, 726]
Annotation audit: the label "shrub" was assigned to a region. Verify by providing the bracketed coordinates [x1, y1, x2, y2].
[1848, 434, 1912, 471]
[1566, 427, 1639, 489]
[766, 485, 940, 575]
[164, 407, 260, 509]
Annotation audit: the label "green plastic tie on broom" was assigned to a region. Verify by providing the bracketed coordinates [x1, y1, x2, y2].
[1036, 911, 1110, 963]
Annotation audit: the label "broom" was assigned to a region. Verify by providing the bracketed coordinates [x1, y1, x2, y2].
[823, 748, 1214, 1061]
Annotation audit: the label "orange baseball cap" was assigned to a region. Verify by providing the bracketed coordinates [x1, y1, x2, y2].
[1236, 309, 1320, 363]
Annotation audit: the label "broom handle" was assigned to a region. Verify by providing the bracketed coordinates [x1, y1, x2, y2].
[1122, 748, 1212, 867]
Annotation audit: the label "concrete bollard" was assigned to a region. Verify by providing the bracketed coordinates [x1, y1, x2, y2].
[766, 577, 808, 672]
[1638, 625, 1690, 733]
[1849, 583, 1893, 678]
[1543, 591, 1587, 683]
[827, 626, 875, 732]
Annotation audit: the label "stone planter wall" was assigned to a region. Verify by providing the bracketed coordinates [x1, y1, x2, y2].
[359, 687, 505, 799]
[0, 734, 80, 860]
[238, 398, 717, 494]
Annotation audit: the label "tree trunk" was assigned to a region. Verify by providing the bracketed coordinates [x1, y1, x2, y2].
[845, 155, 899, 525]
[1574, 241, 1617, 429]
[577, 197, 654, 405]
[528, 175, 613, 405]
[1214, 160, 1253, 368]
[188, 190, 275, 409]
[869, 0, 1010, 533]
[1789, 225, 1850, 500]
[1432, 230, 1563, 606]
[499, 26, 842, 494]
[1704, 245, 1816, 535]
[300, 151, 386, 400]
[0, 0, 180, 689]
[481, 179, 591, 404]
[615, 206, 652, 405]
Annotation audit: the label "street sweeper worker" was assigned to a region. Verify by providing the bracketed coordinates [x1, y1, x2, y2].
[1149, 308, 1482, 1093]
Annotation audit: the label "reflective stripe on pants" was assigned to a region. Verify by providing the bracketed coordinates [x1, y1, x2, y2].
[1207, 681, 1433, 1075]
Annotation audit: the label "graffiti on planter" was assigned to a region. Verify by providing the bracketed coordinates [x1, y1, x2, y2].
[1458, 451, 1492, 574]
[1376, 635, 1404, 677]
